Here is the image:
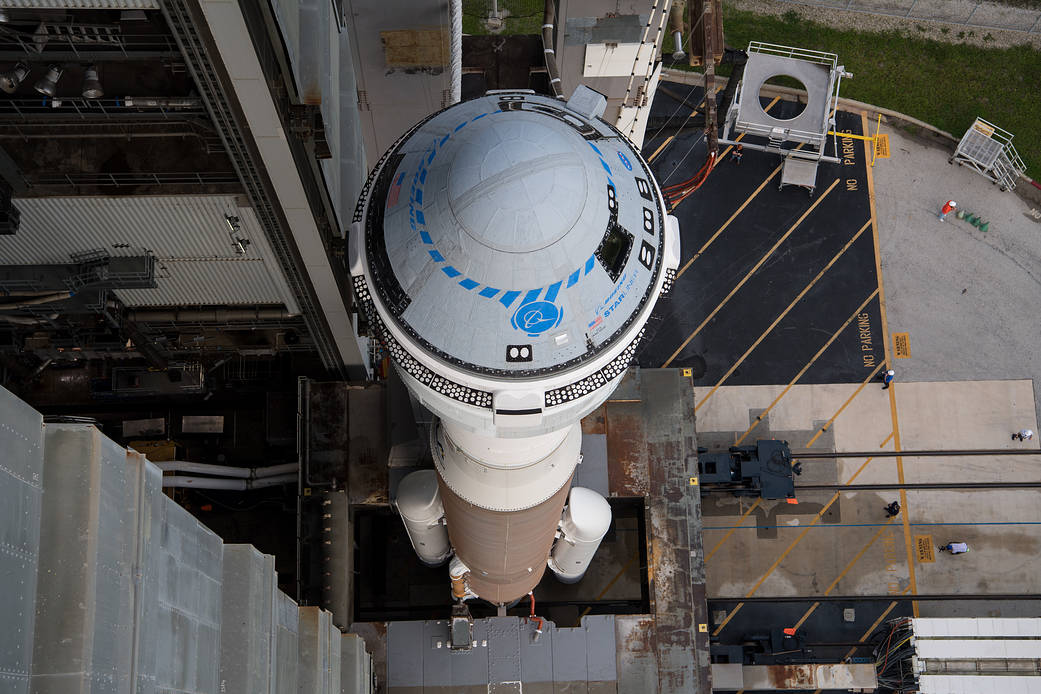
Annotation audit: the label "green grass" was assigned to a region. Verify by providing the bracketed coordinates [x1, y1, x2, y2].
[462, 0, 543, 36]
[711, 6, 1041, 178]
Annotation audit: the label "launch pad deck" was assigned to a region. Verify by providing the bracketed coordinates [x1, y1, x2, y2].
[639, 84, 884, 388]
[340, 370, 710, 694]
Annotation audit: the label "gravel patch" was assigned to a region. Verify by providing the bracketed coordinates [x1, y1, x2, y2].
[732, 0, 1041, 49]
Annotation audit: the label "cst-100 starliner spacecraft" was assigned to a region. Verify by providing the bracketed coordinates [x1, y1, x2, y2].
[349, 87, 680, 606]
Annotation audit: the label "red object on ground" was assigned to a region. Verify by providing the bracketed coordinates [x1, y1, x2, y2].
[941, 200, 956, 215]
[786, 497, 799, 505]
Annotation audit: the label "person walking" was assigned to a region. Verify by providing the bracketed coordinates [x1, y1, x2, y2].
[880, 369, 895, 389]
[884, 501, 900, 518]
[732, 144, 743, 166]
[1012, 429, 1035, 441]
[939, 542, 969, 554]
[939, 200, 957, 221]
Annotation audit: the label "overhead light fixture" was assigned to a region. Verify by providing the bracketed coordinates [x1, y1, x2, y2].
[81, 65, 103, 99]
[0, 10, 10, 24]
[34, 64, 63, 97]
[0, 62, 30, 94]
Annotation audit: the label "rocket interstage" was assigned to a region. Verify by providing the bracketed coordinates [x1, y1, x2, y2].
[349, 87, 680, 605]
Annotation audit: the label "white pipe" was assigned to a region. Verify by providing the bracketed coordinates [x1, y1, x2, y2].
[162, 476, 247, 490]
[253, 462, 300, 478]
[248, 473, 298, 489]
[161, 473, 297, 490]
[153, 460, 299, 479]
[449, 0, 462, 104]
[154, 461, 251, 478]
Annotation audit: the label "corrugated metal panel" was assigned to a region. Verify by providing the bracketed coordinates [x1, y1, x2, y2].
[0, 1, 159, 7]
[916, 639, 1041, 660]
[0, 196, 299, 310]
[913, 617, 1041, 638]
[919, 675, 1041, 694]
[0, 386, 44, 694]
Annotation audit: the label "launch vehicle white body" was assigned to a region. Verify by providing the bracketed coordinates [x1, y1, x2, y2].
[349, 87, 679, 605]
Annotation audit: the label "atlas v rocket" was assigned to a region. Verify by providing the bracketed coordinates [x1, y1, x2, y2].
[349, 87, 680, 606]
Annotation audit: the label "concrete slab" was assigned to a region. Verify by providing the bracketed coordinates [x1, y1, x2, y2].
[697, 381, 1041, 619]
[873, 126, 1041, 422]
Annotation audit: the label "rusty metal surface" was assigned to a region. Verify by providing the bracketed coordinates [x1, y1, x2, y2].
[606, 369, 709, 694]
[615, 616, 658, 692]
[604, 402, 648, 497]
[348, 385, 389, 505]
[581, 405, 607, 435]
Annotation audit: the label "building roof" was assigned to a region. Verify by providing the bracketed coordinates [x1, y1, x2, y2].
[0, 195, 299, 310]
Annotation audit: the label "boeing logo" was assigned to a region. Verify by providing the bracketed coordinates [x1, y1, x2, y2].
[511, 300, 563, 337]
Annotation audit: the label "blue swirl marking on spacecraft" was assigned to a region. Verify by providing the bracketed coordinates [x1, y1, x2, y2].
[617, 151, 633, 171]
[405, 105, 615, 313]
[511, 300, 564, 337]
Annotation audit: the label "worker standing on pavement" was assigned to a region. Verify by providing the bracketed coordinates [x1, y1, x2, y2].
[1012, 429, 1035, 441]
[880, 369, 895, 389]
[884, 501, 900, 518]
[732, 144, 743, 166]
[939, 200, 957, 221]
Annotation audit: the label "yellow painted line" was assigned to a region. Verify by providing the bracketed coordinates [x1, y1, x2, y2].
[863, 111, 892, 369]
[836, 597, 903, 667]
[579, 550, 640, 620]
[674, 163, 783, 280]
[713, 430, 893, 636]
[792, 602, 821, 631]
[828, 130, 875, 142]
[647, 94, 707, 163]
[647, 85, 735, 164]
[843, 455, 877, 486]
[703, 287, 879, 426]
[665, 177, 841, 368]
[713, 490, 844, 636]
[800, 364, 884, 449]
[734, 356, 881, 447]
[712, 601, 745, 636]
[842, 432, 894, 485]
[695, 217, 871, 410]
[674, 95, 786, 278]
[862, 110, 917, 616]
[889, 385, 917, 616]
[821, 519, 895, 596]
[705, 498, 762, 563]
[880, 432, 895, 448]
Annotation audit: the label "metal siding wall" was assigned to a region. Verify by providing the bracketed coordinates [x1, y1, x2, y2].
[0, 387, 44, 694]
[0, 196, 299, 310]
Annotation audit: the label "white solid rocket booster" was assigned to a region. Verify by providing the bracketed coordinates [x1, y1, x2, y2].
[350, 86, 679, 605]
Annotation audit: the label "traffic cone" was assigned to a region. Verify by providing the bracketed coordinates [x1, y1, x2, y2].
[955, 209, 966, 219]
[979, 221, 989, 232]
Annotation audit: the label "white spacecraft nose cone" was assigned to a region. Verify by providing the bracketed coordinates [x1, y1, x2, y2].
[449, 123, 588, 253]
[351, 88, 681, 605]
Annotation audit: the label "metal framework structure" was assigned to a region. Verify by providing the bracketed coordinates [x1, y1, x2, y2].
[720, 42, 850, 194]
[160, 0, 346, 375]
[950, 117, 1026, 191]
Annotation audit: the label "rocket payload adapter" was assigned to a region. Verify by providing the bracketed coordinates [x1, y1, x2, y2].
[349, 87, 680, 606]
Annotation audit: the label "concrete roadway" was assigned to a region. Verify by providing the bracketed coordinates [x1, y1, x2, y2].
[639, 92, 1041, 650]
